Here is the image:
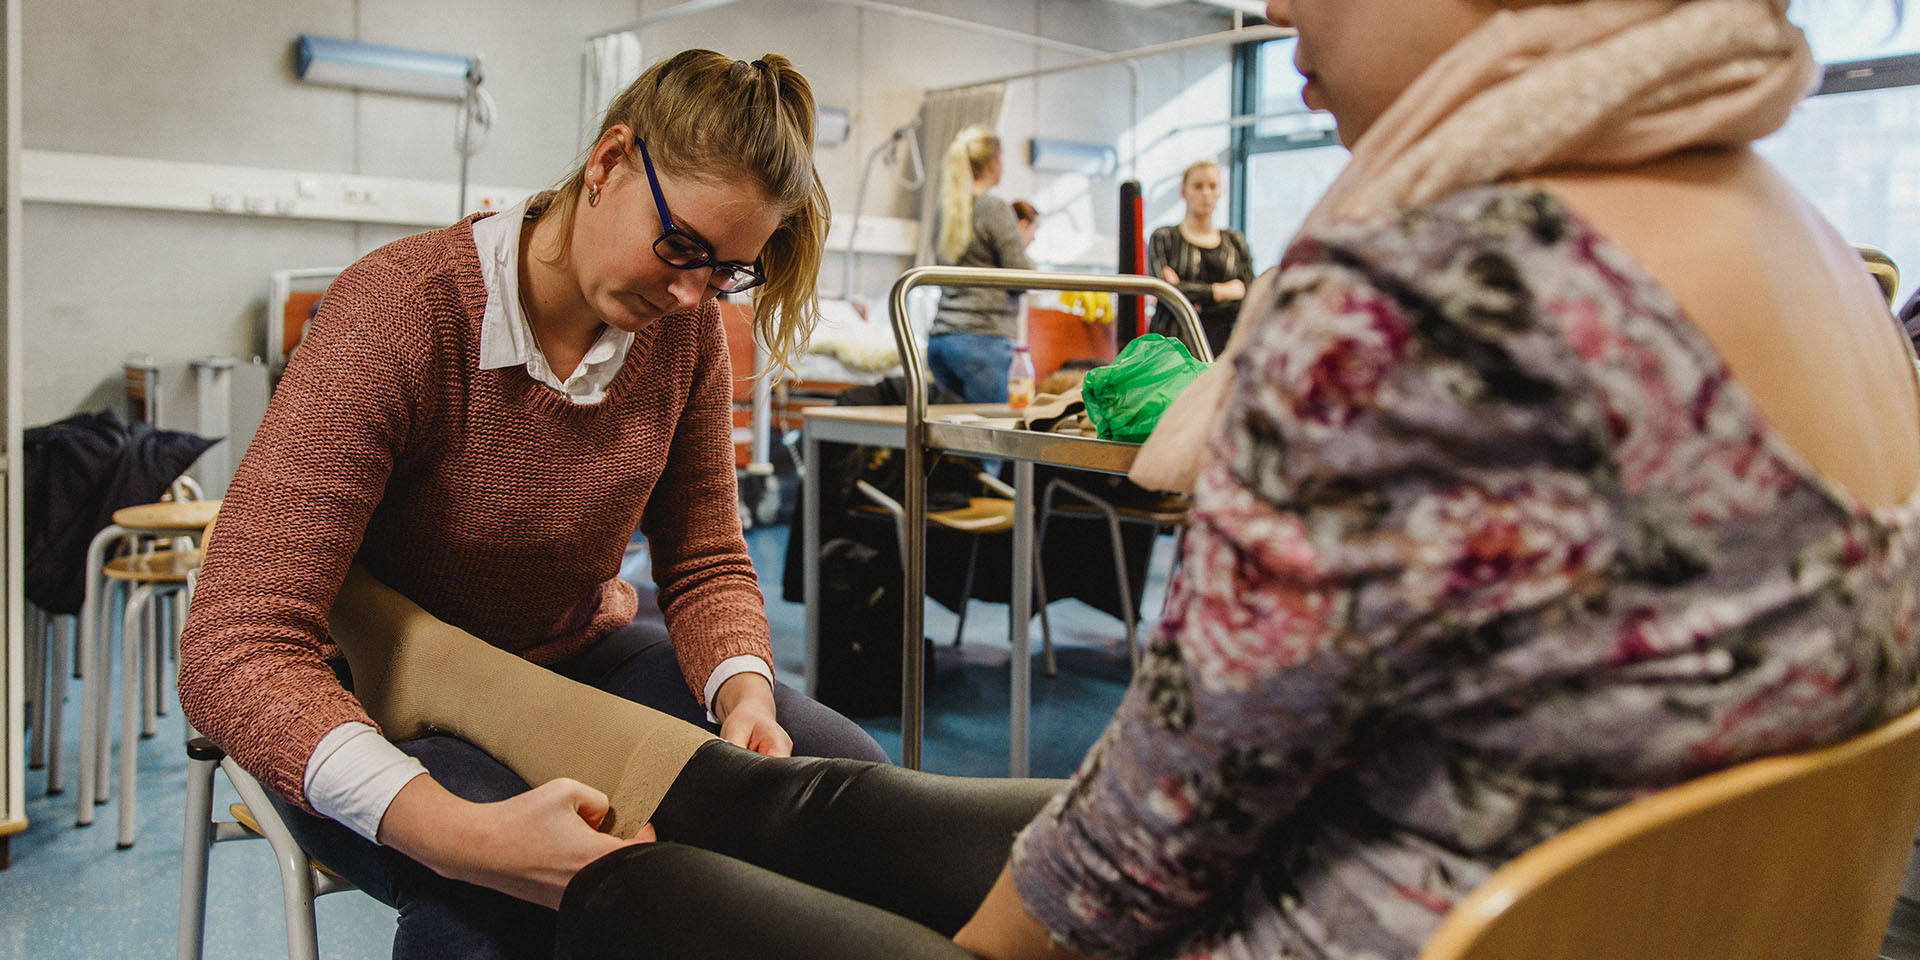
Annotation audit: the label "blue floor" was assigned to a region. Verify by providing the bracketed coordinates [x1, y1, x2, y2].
[0, 521, 1159, 959]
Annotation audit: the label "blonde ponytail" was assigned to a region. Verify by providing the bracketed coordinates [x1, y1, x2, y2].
[541, 50, 828, 376]
[936, 125, 1000, 263]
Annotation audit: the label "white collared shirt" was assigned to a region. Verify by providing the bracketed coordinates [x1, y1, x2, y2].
[302, 202, 774, 842]
[471, 199, 634, 405]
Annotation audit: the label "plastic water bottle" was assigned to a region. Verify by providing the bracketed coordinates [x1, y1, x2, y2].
[1007, 345, 1035, 409]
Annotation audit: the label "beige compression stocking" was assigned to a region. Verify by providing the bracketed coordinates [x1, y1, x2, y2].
[326, 566, 717, 838]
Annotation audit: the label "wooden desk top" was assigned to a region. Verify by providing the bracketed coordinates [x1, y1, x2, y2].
[111, 499, 222, 531]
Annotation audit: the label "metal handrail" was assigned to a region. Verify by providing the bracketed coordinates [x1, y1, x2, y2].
[885, 266, 1209, 768]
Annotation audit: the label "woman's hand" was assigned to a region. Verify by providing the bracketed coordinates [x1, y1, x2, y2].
[377, 774, 643, 909]
[1211, 278, 1247, 303]
[713, 672, 793, 757]
[1160, 266, 1181, 285]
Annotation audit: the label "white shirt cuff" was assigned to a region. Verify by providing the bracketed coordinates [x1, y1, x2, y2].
[702, 655, 775, 723]
[305, 722, 430, 844]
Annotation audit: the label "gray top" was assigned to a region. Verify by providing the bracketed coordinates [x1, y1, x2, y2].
[930, 194, 1035, 338]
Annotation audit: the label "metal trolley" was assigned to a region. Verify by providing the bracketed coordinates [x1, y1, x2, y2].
[884, 266, 1209, 772]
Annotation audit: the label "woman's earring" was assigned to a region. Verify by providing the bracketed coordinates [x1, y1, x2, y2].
[587, 183, 601, 207]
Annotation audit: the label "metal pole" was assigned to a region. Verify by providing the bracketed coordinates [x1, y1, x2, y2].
[925, 24, 1292, 94]
[887, 267, 1206, 769]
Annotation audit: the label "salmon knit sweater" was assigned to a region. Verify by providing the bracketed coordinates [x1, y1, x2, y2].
[177, 215, 770, 811]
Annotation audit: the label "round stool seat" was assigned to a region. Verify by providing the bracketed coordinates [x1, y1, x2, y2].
[111, 499, 221, 532]
[102, 548, 203, 584]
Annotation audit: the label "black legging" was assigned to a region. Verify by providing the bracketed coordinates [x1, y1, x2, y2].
[556, 740, 1063, 959]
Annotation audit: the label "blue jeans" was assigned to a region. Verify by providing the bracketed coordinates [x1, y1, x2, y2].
[270, 619, 888, 960]
[926, 332, 1013, 404]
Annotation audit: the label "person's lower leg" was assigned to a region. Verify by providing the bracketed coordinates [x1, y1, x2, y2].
[650, 740, 1061, 935]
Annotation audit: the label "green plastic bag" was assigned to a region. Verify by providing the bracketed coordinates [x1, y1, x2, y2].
[1081, 334, 1209, 443]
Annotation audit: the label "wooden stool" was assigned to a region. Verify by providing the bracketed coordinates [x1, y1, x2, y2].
[74, 497, 217, 839]
[103, 544, 201, 848]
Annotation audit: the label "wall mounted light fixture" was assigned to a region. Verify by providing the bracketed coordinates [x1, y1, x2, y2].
[294, 34, 475, 101]
[1028, 137, 1119, 177]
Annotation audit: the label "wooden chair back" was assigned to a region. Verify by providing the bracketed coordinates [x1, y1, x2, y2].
[1419, 704, 1920, 960]
[1857, 243, 1900, 307]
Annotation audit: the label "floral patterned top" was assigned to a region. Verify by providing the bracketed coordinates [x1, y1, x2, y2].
[1011, 186, 1920, 960]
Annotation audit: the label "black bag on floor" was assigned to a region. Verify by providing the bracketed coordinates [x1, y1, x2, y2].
[814, 536, 933, 718]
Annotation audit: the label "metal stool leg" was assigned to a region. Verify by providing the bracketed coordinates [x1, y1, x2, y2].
[1103, 510, 1138, 671]
[952, 534, 982, 646]
[162, 589, 186, 716]
[26, 605, 45, 770]
[118, 582, 157, 848]
[77, 524, 127, 826]
[177, 744, 218, 960]
[142, 596, 160, 737]
[46, 615, 70, 794]
[95, 579, 122, 808]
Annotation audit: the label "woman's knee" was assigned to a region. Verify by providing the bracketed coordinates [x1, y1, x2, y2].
[399, 734, 532, 803]
[772, 683, 890, 763]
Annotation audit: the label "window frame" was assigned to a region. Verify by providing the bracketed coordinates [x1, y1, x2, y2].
[1230, 36, 1338, 237]
[1227, 45, 1920, 235]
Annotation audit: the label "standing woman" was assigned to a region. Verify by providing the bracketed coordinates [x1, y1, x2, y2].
[927, 124, 1036, 403]
[178, 50, 885, 960]
[1147, 159, 1253, 356]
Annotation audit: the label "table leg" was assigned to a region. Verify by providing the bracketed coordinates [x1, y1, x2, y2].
[1010, 460, 1034, 778]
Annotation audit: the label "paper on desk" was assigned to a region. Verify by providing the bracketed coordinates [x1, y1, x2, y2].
[934, 414, 1022, 430]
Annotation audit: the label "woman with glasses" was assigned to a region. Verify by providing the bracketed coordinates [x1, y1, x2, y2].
[299, 1, 1920, 959]
[178, 50, 885, 960]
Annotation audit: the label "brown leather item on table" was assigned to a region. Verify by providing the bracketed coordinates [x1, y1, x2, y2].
[1016, 386, 1087, 434]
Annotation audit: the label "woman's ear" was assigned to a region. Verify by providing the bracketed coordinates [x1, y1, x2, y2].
[588, 123, 634, 187]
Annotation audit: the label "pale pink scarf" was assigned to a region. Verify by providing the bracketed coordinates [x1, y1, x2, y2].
[1129, 0, 1817, 492]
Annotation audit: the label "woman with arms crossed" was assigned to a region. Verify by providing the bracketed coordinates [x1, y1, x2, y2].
[1148, 159, 1254, 357]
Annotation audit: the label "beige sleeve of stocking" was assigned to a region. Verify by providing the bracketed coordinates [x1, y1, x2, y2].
[325, 566, 717, 838]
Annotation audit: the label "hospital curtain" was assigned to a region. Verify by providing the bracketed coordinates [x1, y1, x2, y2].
[581, 32, 644, 148]
[914, 83, 1006, 265]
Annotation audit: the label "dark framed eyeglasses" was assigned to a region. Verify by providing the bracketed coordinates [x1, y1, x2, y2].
[633, 138, 767, 295]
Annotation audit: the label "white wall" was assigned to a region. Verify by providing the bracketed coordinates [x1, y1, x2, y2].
[21, 0, 1238, 424]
